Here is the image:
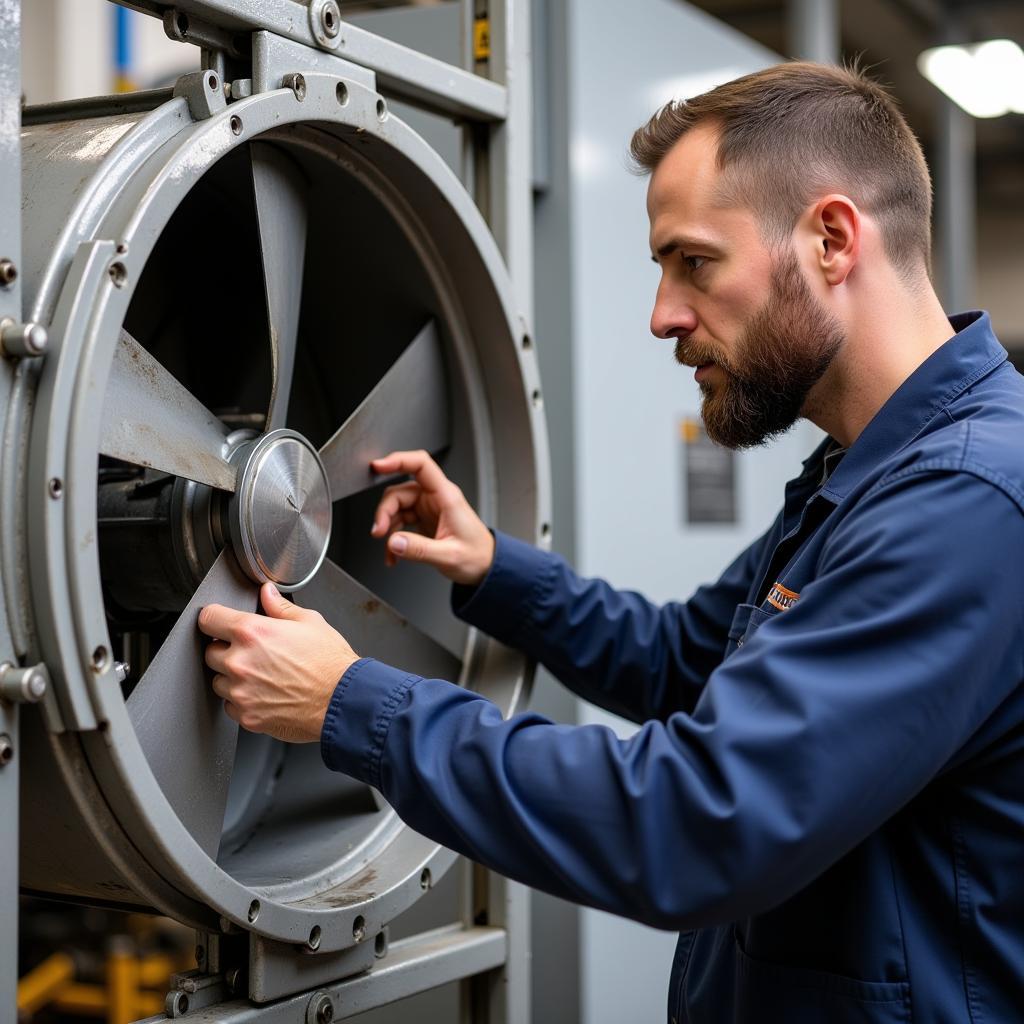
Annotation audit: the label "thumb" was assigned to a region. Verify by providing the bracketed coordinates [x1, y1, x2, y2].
[388, 531, 450, 568]
[261, 581, 302, 619]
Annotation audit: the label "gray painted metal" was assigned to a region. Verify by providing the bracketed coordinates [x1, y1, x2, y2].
[135, 926, 507, 1023]
[12, 3, 544, 1017]
[297, 558, 461, 681]
[252, 142, 308, 433]
[102, 329, 237, 492]
[228, 430, 331, 590]
[0, 0, 20, 1018]
[936, 98, 976, 313]
[116, 0, 507, 123]
[786, 0, 839, 63]
[319, 320, 450, 502]
[127, 550, 256, 858]
[19, 64, 548, 953]
[251, 31, 375, 98]
[247, 931, 377, 1004]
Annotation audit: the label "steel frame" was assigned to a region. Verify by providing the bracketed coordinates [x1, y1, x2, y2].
[0, 0, 23, 1020]
[6, 0, 534, 1020]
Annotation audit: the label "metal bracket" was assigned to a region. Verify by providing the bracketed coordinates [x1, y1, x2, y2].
[165, 968, 233, 1017]
[163, 7, 248, 59]
[172, 69, 228, 120]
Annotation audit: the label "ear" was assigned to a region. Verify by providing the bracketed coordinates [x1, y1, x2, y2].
[807, 194, 860, 287]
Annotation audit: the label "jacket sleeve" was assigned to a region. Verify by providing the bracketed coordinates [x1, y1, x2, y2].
[448, 526, 773, 723]
[321, 469, 1024, 930]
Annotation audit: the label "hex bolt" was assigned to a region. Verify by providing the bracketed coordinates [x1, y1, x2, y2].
[0, 319, 48, 358]
[0, 662, 49, 704]
[0, 259, 16, 286]
[321, 1, 341, 38]
[114, 661, 130, 684]
[0, 735, 13, 768]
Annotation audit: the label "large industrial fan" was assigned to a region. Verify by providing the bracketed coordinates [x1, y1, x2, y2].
[5, 6, 547, 1018]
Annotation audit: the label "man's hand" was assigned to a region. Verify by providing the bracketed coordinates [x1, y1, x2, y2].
[370, 450, 495, 586]
[199, 583, 359, 743]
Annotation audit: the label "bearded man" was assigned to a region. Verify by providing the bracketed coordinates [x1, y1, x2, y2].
[199, 62, 1024, 1022]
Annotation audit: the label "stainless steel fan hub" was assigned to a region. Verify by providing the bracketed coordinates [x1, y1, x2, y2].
[227, 429, 332, 591]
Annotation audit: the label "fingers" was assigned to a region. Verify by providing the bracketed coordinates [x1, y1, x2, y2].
[260, 581, 303, 620]
[204, 639, 230, 675]
[370, 450, 450, 494]
[198, 603, 252, 641]
[385, 531, 456, 570]
[371, 482, 422, 537]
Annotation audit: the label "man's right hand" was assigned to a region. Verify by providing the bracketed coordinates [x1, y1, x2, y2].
[369, 450, 496, 587]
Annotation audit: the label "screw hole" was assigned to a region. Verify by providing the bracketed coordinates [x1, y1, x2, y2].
[176, 993, 190, 1014]
[374, 931, 387, 956]
[325, 10, 335, 28]
[109, 262, 127, 288]
[521, 334, 533, 350]
[540, 522, 551, 540]
[48, 477, 63, 500]
[176, 13, 189, 35]
[420, 868, 432, 890]
[0, 740, 13, 766]
[376, 98, 387, 121]
[352, 916, 366, 942]
[230, 115, 243, 135]
[247, 899, 260, 923]
[91, 646, 109, 673]
[531, 388, 542, 408]
[307, 925, 321, 950]
[336, 82, 349, 106]
[116, 243, 128, 255]
[207, 72, 217, 91]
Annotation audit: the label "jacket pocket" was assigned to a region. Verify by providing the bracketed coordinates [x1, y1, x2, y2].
[734, 935, 911, 1024]
[725, 603, 778, 659]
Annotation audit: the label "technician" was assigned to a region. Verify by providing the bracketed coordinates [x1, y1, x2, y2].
[199, 62, 1024, 1022]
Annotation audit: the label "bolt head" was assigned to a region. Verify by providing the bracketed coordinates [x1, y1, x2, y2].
[321, 1, 341, 38]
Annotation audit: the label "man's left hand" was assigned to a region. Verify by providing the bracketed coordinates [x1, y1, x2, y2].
[199, 583, 359, 743]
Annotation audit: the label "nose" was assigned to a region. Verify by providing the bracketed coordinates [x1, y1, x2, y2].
[650, 280, 698, 340]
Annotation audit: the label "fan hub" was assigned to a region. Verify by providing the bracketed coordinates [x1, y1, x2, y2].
[227, 429, 332, 591]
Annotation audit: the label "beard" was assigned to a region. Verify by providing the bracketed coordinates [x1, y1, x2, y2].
[675, 250, 844, 449]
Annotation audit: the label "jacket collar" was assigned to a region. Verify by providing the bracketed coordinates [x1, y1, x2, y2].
[800, 311, 1006, 504]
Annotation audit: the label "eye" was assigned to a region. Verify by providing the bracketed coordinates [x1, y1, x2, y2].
[683, 255, 707, 272]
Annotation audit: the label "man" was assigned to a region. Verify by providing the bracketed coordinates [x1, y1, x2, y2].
[199, 62, 1024, 1021]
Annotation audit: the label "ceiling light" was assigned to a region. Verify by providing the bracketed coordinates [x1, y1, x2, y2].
[918, 38, 1024, 118]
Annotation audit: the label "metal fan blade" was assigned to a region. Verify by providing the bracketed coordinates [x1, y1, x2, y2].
[297, 558, 461, 682]
[101, 329, 236, 491]
[319, 320, 450, 501]
[251, 142, 308, 432]
[126, 551, 258, 858]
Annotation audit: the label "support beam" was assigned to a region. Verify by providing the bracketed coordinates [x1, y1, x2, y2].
[786, 0, 840, 63]
[935, 97, 976, 312]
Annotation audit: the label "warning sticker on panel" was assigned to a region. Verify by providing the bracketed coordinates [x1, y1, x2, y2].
[681, 417, 737, 525]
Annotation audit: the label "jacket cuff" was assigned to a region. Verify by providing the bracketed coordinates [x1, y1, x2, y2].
[320, 657, 420, 788]
[450, 530, 553, 646]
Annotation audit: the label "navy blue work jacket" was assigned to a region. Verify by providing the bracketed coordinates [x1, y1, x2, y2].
[322, 311, 1024, 1022]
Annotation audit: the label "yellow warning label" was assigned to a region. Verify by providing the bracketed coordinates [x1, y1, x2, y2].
[474, 18, 491, 61]
[680, 418, 701, 443]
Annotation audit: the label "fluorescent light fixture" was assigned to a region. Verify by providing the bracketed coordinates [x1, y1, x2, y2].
[918, 38, 1024, 118]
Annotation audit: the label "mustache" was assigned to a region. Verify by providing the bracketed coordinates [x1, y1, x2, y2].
[674, 336, 727, 370]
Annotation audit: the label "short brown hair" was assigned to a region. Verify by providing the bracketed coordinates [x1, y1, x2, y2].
[630, 61, 932, 276]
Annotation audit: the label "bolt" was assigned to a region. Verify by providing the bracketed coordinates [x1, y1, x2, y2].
[0, 735, 12, 767]
[114, 662, 130, 683]
[0, 260, 16, 286]
[321, 1, 341, 38]
[0, 663, 48, 703]
[0, 319, 48, 358]
[311, 994, 334, 1024]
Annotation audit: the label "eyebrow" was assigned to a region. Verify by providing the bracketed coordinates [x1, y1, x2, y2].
[650, 236, 723, 262]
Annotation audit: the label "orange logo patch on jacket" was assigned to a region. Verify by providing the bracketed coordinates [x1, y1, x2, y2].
[766, 582, 800, 612]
